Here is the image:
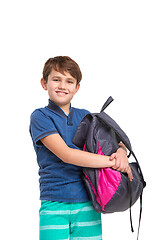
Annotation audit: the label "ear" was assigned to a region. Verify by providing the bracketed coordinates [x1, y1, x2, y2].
[41, 78, 47, 90]
[74, 83, 80, 94]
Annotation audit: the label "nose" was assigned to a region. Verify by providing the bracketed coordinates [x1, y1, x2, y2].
[58, 81, 66, 89]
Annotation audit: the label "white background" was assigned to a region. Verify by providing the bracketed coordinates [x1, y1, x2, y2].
[0, 0, 160, 239]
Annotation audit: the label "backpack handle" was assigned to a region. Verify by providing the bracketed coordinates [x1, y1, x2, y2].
[100, 96, 114, 112]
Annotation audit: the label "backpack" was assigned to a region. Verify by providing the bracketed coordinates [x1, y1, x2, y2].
[73, 96, 146, 239]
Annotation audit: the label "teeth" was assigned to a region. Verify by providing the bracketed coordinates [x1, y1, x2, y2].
[56, 91, 67, 96]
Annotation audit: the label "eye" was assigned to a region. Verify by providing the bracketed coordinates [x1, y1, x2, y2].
[53, 79, 59, 82]
[68, 81, 73, 84]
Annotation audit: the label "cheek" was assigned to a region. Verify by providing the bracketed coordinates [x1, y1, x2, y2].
[47, 82, 57, 90]
[69, 85, 78, 94]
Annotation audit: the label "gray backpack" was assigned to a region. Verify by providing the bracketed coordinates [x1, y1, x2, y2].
[73, 96, 146, 239]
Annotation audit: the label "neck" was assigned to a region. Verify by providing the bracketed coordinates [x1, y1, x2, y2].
[49, 99, 71, 116]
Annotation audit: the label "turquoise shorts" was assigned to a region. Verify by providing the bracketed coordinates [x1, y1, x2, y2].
[39, 201, 102, 240]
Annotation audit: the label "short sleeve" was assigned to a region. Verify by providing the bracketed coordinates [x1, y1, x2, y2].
[30, 109, 58, 147]
[84, 109, 90, 116]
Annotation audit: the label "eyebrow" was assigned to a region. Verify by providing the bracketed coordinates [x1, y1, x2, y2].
[52, 76, 61, 79]
[67, 78, 75, 81]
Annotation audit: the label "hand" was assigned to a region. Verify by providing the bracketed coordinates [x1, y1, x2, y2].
[109, 147, 133, 181]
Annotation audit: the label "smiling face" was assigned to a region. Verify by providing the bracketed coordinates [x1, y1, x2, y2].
[41, 68, 80, 114]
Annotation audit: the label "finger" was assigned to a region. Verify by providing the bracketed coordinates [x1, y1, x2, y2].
[109, 153, 117, 161]
[113, 164, 124, 172]
[127, 167, 133, 181]
[117, 161, 129, 172]
[114, 159, 122, 170]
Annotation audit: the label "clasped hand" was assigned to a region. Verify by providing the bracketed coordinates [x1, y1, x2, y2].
[109, 147, 133, 181]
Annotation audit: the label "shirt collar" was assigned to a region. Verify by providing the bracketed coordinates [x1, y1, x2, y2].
[47, 100, 73, 125]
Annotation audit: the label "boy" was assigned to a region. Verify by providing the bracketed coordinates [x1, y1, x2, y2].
[30, 56, 132, 240]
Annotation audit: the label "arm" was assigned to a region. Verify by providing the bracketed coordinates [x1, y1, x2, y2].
[41, 134, 115, 168]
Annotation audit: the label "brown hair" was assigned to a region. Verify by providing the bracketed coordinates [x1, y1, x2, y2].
[42, 56, 82, 84]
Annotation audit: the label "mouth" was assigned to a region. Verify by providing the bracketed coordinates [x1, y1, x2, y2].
[55, 91, 68, 96]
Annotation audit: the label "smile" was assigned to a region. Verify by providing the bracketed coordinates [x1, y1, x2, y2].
[55, 91, 68, 96]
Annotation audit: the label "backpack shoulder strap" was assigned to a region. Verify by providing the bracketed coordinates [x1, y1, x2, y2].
[73, 113, 93, 149]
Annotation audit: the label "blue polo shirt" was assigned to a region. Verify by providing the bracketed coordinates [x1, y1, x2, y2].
[30, 100, 90, 202]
